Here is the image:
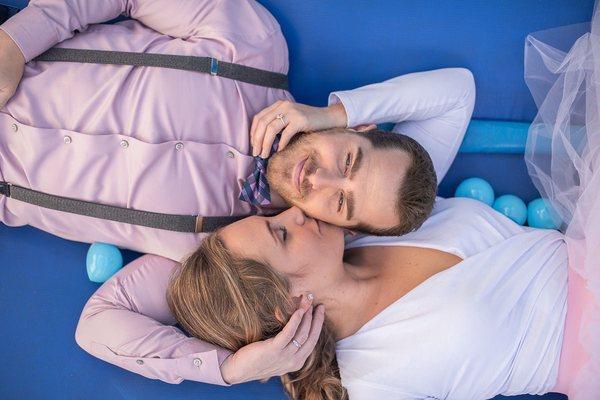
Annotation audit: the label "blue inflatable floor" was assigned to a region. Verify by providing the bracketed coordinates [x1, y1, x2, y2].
[0, 1, 594, 399]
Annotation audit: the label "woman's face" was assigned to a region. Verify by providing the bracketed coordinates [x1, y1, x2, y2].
[219, 207, 345, 287]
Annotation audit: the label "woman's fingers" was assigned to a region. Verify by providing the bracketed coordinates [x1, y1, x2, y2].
[295, 304, 325, 360]
[278, 123, 300, 151]
[251, 102, 282, 156]
[272, 295, 311, 349]
[260, 116, 288, 158]
[283, 305, 314, 353]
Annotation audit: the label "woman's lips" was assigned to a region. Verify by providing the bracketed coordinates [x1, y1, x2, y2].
[293, 156, 309, 196]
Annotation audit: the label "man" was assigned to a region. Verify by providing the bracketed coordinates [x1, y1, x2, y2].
[0, 0, 474, 263]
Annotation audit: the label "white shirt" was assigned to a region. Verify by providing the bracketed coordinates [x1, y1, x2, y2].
[328, 67, 476, 185]
[329, 68, 567, 399]
[339, 198, 567, 399]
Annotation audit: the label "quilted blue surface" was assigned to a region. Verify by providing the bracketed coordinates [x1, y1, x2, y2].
[1, 1, 593, 399]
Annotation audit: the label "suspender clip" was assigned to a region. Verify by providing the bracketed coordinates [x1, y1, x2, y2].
[210, 58, 219, 76]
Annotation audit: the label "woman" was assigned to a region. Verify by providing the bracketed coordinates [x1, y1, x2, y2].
[167, 199, 568, 400]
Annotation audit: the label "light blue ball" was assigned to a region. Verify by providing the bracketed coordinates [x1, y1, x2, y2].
[493, 194, 527, 225]
[86, 243, 123, 283]
[454, 177, 495, 206]
[527, 198, 561, 229]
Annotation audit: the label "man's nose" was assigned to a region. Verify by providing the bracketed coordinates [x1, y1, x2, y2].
[307, 168, 343, 191]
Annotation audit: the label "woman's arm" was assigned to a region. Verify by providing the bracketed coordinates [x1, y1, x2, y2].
[0, 0, 280, 62]
[75, 253, 325, 385]
[249, 68, 475, 183]
[328, 68, 476, 183]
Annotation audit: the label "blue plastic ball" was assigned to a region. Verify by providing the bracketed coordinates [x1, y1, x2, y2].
[454, 177, 495, 206]
[86, 243, 123, 283]
[527, 198, 561, 229]
[493, 194, 527, 225]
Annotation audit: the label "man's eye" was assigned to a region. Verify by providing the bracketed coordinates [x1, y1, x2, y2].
[338, 192, 344, 212]
[344, 153, 351, 174]
[279, 226, 288, 242]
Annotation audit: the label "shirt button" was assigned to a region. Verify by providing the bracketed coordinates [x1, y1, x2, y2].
[63, 136, 72, 144]
[226, 150, 234, 158]
[120, 139, 129, 149]
[10, 123, 18, 132]
[136, 359, 144, 365]
[193, 358, 202, 368]
[175, 142, 184, 151]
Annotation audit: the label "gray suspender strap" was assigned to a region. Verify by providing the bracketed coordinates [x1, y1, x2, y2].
[0, 182, 245, 233]
[34, 48, 289, 90]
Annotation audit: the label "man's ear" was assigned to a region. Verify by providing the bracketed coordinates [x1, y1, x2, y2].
[349, 123, 377, 132]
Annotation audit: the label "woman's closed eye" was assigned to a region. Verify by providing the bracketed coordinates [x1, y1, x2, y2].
[279, 226, 288, 242]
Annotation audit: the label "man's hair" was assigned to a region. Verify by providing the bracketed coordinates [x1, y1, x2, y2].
[350, 128, 437, 236]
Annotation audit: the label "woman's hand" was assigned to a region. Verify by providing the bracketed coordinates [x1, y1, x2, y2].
[250, 100, 348, 158]
[220, 296, 326, 384]
[0, 29, 25, 109]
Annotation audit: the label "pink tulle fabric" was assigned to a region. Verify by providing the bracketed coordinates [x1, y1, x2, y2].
[525, 3, 600, 399]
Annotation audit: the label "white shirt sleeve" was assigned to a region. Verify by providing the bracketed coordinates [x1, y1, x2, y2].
[328, 68, 476, 183]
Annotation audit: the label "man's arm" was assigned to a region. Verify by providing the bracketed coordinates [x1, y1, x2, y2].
[0, 0, 280, 62]
[75, 254, 233, 385]
[75, 253, 324, 385]
[328, 68, 476, 183]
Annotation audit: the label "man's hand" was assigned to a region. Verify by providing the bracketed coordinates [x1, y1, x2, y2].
[220, 296, 326, 384]
[250, 100, 348, 158]
[0, 29, 25, 109]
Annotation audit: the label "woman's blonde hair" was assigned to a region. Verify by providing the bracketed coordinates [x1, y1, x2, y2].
[166, 233, 347, 400]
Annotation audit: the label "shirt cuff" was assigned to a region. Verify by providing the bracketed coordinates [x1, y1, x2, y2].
[328, 91, 357, 129]
[0, 6, 59, 62]
[175, 348, 233, 386]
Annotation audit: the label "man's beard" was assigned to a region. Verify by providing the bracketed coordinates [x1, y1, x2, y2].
[266, 132, 318, 204]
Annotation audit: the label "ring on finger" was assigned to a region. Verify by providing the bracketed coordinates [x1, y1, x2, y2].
[291, 339, 302, 349]
[275, 113, 286, 125]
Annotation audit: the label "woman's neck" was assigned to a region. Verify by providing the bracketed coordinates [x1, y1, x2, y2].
[309, 257, 384, 340]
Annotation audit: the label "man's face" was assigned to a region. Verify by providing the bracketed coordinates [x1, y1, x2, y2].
[266, 130, 412, 230]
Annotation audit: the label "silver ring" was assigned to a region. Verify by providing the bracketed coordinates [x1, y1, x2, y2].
[292, 339, 302, 349]
[275, 113, 286, 125]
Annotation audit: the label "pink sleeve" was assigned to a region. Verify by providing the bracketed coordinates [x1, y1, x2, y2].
[0, 0, 281, 62]
[75, 254, 233, 386]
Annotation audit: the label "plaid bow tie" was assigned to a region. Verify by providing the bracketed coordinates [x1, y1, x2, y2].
[239, 135, 281, 206]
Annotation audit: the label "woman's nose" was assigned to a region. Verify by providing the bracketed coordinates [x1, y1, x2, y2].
[283, 206, 307, 226]
[307, 167, 342, 191]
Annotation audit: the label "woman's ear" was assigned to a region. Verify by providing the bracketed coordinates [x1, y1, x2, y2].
[274, 308, 286, 324]
[275, 294, 311, 323]
[275, 295, 302, 323]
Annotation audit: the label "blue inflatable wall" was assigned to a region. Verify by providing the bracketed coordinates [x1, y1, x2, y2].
[0, 1, 594, 399]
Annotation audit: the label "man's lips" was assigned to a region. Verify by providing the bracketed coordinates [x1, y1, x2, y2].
[293, 156, 309, 195]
